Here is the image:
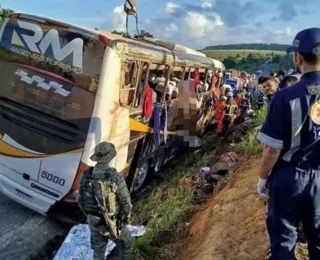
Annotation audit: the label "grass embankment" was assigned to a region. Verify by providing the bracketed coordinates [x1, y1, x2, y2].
[132, 107, 267, 260]
[235, 107, 267, 157]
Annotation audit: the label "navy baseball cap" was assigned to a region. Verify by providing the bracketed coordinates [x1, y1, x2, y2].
[286, 28, 320, 54]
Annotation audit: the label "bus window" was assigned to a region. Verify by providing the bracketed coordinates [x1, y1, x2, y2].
[120, 61, 139, 107]
[184, 68, 192, 81]
[168, 71, 182, 101]
[120, 61, 151, 109]
[161, 65, 170, 101]
[133, 62, 149, 108]
[149, 66, 169, 103]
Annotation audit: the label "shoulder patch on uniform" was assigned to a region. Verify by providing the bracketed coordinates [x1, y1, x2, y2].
[307, 84, 320, 95]
[310, 100, 320, 125]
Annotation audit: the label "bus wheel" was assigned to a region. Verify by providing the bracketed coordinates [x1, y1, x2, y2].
[131, 160, 150, 193]
[153, 149, 166, 174]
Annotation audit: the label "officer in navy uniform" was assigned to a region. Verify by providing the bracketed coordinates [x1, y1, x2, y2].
[257, 28, 320, 260]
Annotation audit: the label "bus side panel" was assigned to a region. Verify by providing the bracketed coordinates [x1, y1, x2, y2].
[81, 44, 130, 174]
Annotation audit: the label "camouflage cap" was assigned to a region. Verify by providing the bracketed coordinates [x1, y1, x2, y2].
[90, 142, 117, 163]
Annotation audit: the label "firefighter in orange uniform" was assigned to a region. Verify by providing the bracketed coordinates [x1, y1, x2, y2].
[214, 96, 227, 135]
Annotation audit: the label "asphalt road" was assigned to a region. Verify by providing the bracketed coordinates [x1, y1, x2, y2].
[0, 193, 68, 260]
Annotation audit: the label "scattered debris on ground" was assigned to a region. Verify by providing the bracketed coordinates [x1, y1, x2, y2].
[179, 151, 242, 205]
[176, 156, 309, 260]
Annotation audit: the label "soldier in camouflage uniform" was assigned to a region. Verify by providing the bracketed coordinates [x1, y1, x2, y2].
[78, 142, 133, 260]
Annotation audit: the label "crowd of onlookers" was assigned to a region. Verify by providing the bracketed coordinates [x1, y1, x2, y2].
[202, 68, 301, 136]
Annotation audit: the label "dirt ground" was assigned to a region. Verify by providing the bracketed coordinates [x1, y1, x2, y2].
[178, 156, 309, 260]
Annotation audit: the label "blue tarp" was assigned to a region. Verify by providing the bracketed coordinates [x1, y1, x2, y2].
[53, 224, 146, 260]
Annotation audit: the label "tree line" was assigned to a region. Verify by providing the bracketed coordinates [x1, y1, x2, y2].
[204, 43, 290, 51]
[0, 5, 14, 27]
[222, 52, 294, 74]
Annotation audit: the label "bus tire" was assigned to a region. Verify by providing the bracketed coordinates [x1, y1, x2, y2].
[130, 160, 150, 194]
[153, 148, 166, 174]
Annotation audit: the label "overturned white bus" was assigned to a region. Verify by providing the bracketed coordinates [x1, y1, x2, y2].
[0, 13, 224, 221]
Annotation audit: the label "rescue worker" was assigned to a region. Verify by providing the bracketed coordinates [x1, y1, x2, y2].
[78, 142, 133, 260]
[214, 96, 227, 135]
[224, 96, 238, 130]
[257, 27, 320, 260]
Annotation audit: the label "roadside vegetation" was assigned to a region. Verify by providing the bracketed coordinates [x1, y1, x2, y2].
[236, 107, 267, 157]
[202, 48, 294, 74]
[0, 5, 13, 27]
[203, 43, 290, 52]
[131, 107, 267, 260]
[202, 49, 285, 61]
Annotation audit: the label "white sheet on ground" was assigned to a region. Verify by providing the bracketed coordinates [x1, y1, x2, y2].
[53, 224, 146, 260]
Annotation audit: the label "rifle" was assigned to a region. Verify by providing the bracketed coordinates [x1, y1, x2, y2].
[89, 181, 119, 240]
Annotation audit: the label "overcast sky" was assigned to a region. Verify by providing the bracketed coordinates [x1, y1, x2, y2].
[2, 0, 319, 49]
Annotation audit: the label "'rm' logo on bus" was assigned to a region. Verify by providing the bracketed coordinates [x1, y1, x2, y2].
[11, 20, 84, 69]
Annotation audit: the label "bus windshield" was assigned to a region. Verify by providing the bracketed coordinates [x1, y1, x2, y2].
[0, 15, 105, 154]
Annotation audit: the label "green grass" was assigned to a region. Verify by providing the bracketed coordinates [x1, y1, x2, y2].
[235, 107, 267, 157]
[132, 162, 195, 260]
[254, 106, 268, 126]
[131, 107, 267, 259]
[202, 49, 286, 61]
[132, 150, 220, 259]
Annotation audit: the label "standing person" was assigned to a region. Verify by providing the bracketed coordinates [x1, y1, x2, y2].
[211, 70, 220, 89]
[214, 96, 227, 135]
[257, 27, 320, 260]
[261, 76, 279, 108]
[78, 142, 133, 260]
[240, 93, 252, 115]
[224, 96, 238, 130]
[257, 87, 266, 110]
